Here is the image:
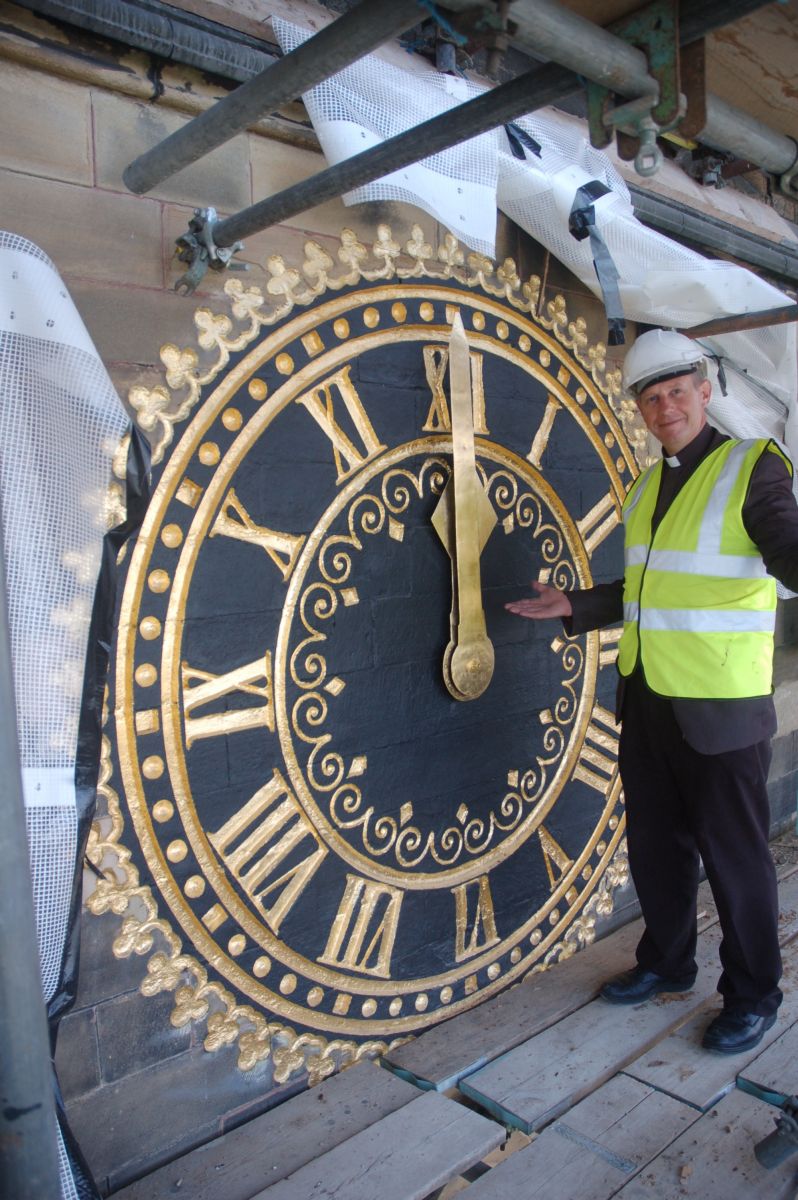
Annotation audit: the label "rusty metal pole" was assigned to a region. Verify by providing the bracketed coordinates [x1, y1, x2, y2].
[0, 492, 62, 1200]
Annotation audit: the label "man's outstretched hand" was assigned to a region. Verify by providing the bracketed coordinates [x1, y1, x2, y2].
[505, 581, 573, 620]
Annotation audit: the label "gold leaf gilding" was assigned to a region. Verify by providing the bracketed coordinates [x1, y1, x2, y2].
[129, 224, 645, 469]
[100, 226, 635, 1082]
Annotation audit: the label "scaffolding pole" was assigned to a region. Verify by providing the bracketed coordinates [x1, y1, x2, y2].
[687, 305, 798, 339]
[123, 0, 486, 195]
[208, 0, 793, 249]
[0, 493, 62, 1199]
[211, 62, 571, 246]
[510, 0, 797, 174]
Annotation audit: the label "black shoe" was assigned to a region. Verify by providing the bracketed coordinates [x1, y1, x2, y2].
[701, 1010, 777, 1054]
[599, 966, 697, 1005]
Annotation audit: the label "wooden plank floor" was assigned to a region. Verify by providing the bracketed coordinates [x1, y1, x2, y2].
[460, 1075, 702, 1199]
[385, 879, 723, 1093]
[611, 1087, 796, 1200]
[739, 1017, 798, 1100]
[114, 866, 798, 1200]
[113, 1062, 423, 1200]
[249, 1090, 504, 1200]
[624, 935, 798, 1113]
[458, 965, 717, 1135]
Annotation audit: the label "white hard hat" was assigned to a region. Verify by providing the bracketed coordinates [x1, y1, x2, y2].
[622, 329, 706, 395]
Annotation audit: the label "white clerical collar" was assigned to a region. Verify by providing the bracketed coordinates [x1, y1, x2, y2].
[664, 453, 680, 467]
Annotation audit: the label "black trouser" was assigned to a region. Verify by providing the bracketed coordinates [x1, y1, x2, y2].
[619, 671, 782, 1017]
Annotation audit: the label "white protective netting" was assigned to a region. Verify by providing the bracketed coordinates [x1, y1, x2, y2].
[57, 1125, 80, 1200]
[0, 231, 129, 1198]
[496, 109, 791, 327]
[273, 17, 500, 257]
[0, 232, 128, 994]
[272, 18, 798, 473]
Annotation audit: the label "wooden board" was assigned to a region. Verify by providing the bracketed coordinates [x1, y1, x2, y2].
[249, 1089, 505, 1200]
[463, 1074, 699, 1199]
[459, 927, 721, 1134]
[623, 966, 798, 1113]
[384, 878, 722, 1093]
[738, 1017, 798, 1100]
[620, 875, 798, 1111]
[459, 869, 798, 1135]
[383, 920, 643, 1093]
[612, 1085, 796, 1199]
[113, 1061, 421, 1200]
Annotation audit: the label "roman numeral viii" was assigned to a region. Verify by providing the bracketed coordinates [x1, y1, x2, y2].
[208, 770, 327, 934]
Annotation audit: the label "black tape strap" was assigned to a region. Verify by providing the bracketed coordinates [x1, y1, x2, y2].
[705, 352, 729, 395]
[504, 123, 542, 160]
[569, 181, 626, 345]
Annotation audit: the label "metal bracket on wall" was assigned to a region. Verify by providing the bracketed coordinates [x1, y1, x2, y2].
[174, 208, 247, 295]
[585, 0, 705, 178]
[599, 93, 684, 177]
[780, 147, 798, 201]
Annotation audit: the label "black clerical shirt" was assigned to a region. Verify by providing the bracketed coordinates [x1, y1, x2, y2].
[566, 423, 798, 754]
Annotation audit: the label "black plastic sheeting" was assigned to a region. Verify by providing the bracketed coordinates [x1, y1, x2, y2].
[50, 425, 151, 1198]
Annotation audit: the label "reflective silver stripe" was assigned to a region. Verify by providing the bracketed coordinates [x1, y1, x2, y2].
[624, 544, 648, 567]
[645, 548, 766, 578]
[623, 602, 638, 623]
[637, 607, 775, 634]
[623, 466, 658, 518]
[695, 440, 756, 555]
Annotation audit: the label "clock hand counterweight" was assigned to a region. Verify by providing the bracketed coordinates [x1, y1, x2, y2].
[431, 313, 497, 700]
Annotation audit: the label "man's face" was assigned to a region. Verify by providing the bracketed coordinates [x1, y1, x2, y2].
[635, 372, 711, 455]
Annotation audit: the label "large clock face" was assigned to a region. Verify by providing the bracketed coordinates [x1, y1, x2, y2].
[108, 241, 636, 1073]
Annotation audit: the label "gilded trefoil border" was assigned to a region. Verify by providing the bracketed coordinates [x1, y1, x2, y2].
[128, 225, 651, 472]
[87, 226, 637, 1083]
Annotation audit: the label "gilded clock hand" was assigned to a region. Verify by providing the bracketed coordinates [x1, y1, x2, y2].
[431, 313, 497, 700]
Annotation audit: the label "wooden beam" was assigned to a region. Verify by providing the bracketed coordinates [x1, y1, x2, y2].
[249, 1090, 504, 1200]
[686, 305, 798, 339]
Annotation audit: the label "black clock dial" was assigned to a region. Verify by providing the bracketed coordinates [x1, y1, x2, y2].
[104, 248, 637, 1077]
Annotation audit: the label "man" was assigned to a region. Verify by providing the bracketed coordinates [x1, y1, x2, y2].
[506, 328, 798, 1054]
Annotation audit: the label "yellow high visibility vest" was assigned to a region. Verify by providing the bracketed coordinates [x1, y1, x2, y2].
[617, 438, 791, 699]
